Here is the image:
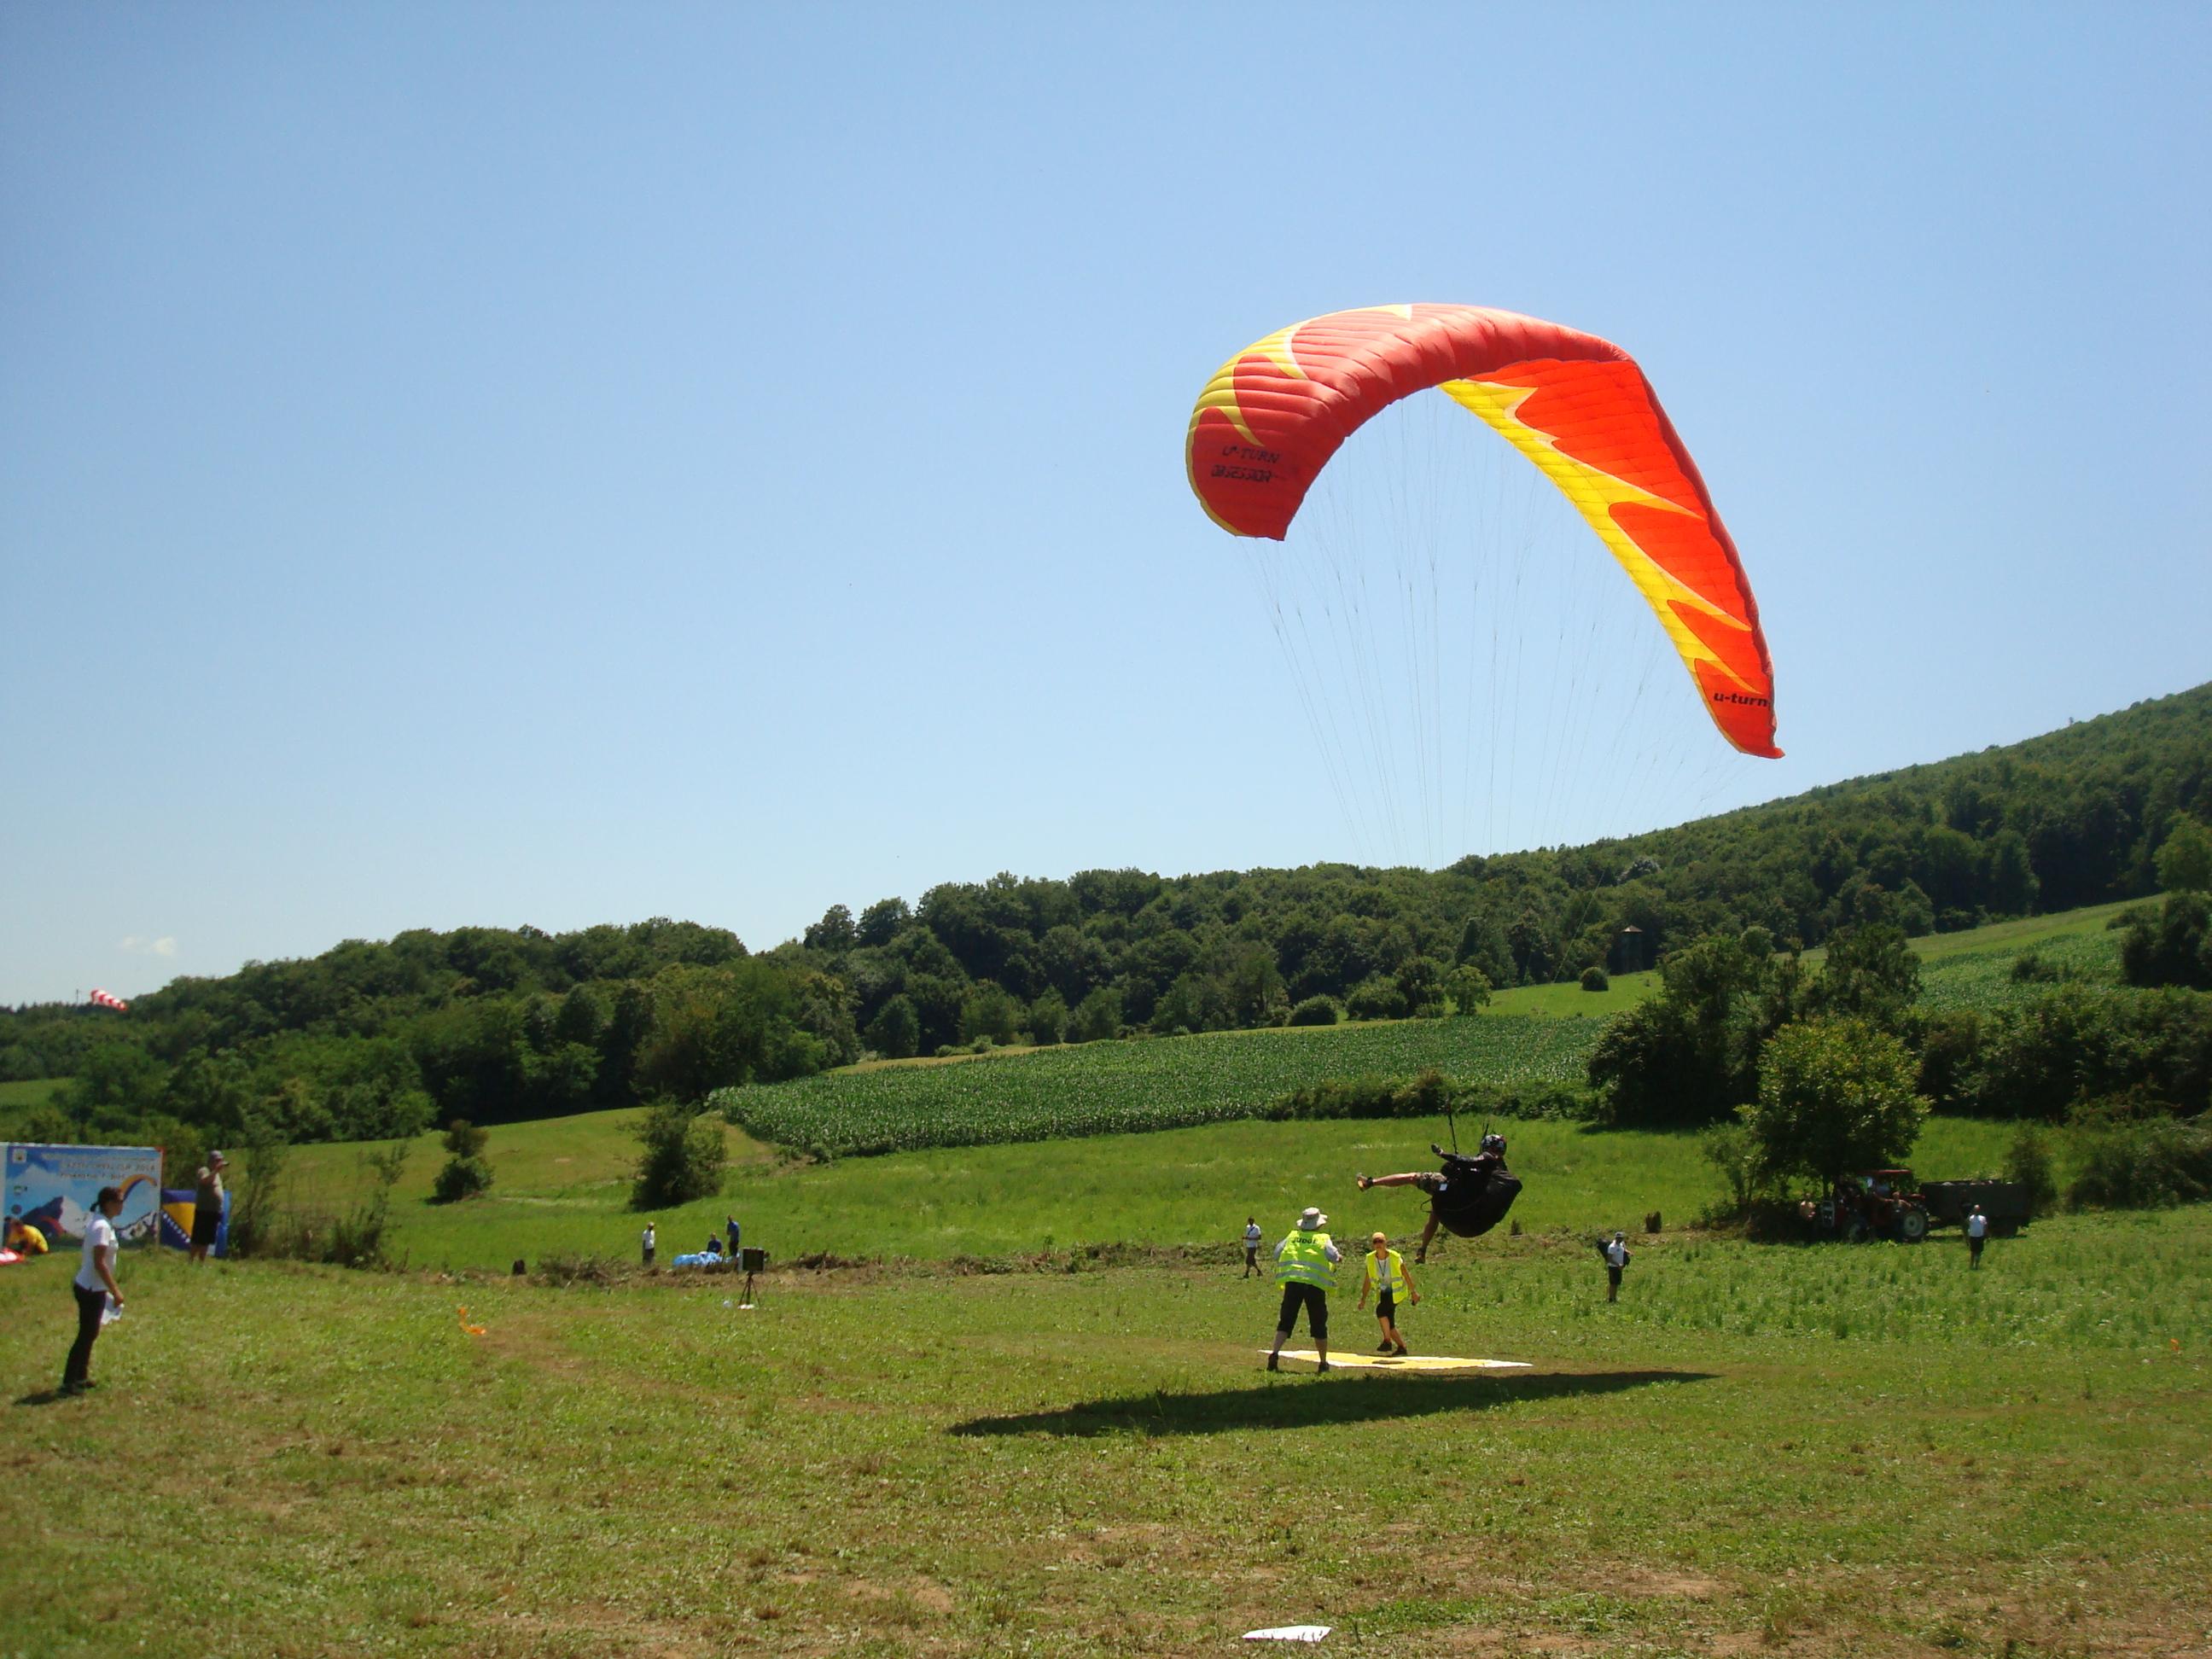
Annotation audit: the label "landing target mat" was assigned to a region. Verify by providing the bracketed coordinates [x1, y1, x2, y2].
[1265, 1350, 1531, 1373]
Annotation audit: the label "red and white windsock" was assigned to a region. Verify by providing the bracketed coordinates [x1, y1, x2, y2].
[89, 988, 129, 1012]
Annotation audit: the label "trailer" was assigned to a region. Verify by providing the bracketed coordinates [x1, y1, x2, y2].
[1802, 1170, 2032, 1243]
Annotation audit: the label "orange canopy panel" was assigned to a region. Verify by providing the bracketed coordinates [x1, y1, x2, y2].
[1186, 304, 1779, 759]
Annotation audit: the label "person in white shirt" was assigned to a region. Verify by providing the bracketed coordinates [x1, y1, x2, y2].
[1965, 1204, 1988, 1268]
[1599, 1231, 1632, 1303]
[1242, 1217, 1263, 1278]
[62, 1186, 126, 1395]
[641, 1222, 656, 1266]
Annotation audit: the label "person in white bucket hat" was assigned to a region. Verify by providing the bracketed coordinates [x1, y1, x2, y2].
[1266, 1208, 1342, 1373]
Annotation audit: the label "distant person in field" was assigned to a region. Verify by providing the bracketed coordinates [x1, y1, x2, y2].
[61, 1185, 126, 1396]
[1965, 1203, 1988, 1268]
[1356, 1231, 1419, 1355]
[703, 1234, 721, 1258]
[1265, 1208, 1342, 1374]
[726, 1214, 742, 1258]
[1598, 1231, 1632, 1302]
[1243, 1216, 1262, 1278]
[189, 1150, 227, 1263]
[641, 1222, 655, 1266]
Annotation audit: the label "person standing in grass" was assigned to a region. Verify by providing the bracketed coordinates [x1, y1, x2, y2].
[61, 1186, 125, 1396]
[1242, 1216, 1262, 1278]
[189, 1150, 226, 1264]
[1266, 1208, 1342, 1374]
[726, 1214, 742, 1260]
[641, 1221, 656, 1266]
[1965, 1204, 1988, 1268]
[1356, 1231, 1419, 1355]
[1599, 1231, 1631, 1303]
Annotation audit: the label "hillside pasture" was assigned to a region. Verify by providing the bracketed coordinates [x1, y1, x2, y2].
[3, 1205, 2204, 1657]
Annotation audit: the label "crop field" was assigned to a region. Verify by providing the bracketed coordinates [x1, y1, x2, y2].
[718, 901, 2139, 1161]
[717, 1016, 1606, 1158]
[3, 1203, 2204, 1657]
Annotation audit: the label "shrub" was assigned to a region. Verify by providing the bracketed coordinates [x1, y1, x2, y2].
[432, 1119, 492, 1203]
[433, 1156, 492, 1203]
[1288, 995, 1342, 1027]
[1344, 975, 1407, 1022]
[2002, 1123, 2058, 1216]
[2065, 1115, 2212, 1210]
[632, 1102, 728, 1209]
[1580, 967, 1610, 992]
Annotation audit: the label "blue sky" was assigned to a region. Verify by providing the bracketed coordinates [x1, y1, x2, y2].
[3, 3, 2207, 1005]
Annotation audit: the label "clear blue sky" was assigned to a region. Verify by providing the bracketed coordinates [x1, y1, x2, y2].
[4, 3, 2207, 1005]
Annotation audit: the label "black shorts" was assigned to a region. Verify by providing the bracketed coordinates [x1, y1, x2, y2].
[190, 1209, 221, 1249]
[1375, 1290, 1397, 1319]
[1276, 1282, 1328, 1342]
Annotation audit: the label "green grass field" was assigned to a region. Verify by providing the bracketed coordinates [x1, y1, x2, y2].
[4, 1203, 2204, 1656]
[281, 1104, 2035, 1275]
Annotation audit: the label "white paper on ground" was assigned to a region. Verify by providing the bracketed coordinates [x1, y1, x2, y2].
[1243, 1627, 1330, 1643]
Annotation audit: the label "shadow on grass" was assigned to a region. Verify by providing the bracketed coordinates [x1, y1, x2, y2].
[949, 1367, 1714, 1438]
[13, 1388, 75, 1408]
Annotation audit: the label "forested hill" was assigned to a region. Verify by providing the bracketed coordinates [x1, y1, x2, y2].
[3, 683, 2205, 1152]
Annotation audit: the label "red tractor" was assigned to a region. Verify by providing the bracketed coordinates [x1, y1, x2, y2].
[1804, 1169, 2030, 1243]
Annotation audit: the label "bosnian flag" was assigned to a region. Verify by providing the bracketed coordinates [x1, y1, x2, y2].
[89, 988, 128, 1011]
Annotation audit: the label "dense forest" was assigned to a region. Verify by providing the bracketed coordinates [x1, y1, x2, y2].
[3, 683, 2206, 1159]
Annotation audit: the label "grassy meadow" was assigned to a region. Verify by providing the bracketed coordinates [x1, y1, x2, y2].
[276, 1107, 2029, 1274]
[3, 1203, 2204, 1657]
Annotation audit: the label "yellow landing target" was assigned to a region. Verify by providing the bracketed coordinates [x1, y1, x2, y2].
[1266, 1350, 1531, 1373]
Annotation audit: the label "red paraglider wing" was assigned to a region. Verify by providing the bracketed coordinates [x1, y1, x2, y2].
[1186, 304, 1779, 759]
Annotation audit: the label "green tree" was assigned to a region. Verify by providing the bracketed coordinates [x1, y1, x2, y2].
[1805, 922, 1922, 1033]
[2155, 813, 2212, 894]
[631, 1102, 727, 1209]
[1068, 986, 1122, 1043]
[1443, 963, 1492, 1016]
[864, 993, 920, 1059]
[1027, 988, 1069, 1045]
[1741, 1017, 1929, 1191]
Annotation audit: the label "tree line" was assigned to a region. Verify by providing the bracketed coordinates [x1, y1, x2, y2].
[2, 683, 2204, 1162]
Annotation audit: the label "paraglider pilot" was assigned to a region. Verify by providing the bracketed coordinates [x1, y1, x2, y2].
[1358, 1132, 1517, 1263]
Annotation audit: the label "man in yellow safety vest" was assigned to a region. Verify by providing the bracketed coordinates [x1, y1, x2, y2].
[1266, 1207, 1342, 1373]
[1355, 1231, 1420, 1355]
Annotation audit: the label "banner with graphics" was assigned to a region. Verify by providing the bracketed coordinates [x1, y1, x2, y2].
[2, 1143, 164, 1247]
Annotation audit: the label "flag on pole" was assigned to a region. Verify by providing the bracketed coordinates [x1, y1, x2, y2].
[89, 988, 129, 1011]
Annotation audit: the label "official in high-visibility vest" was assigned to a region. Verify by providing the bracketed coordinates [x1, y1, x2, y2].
[1355, 1232, 1420, 1356]
[1266, 1208, 1343, 1373]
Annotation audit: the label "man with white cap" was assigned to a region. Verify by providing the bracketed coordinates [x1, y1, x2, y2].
[1266, 1207, 1342, 1373]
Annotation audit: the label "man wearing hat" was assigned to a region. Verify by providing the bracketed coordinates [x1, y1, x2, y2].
[189, 1151, 228, 1264]
[1266, 1208, 1343, 1373]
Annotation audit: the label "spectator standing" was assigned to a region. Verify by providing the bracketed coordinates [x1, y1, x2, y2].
[189, 1151, 227, 1264]
[726, 1214, 742, 1259]
[62, 1186, 125, 1396]
[641, 1222, 656, 1266]
[1242, 1216, 1262, 1278]
[1265, 1208, 1342, 1374]
[1965, 1204, 1988, 1269]
[1599, 1231, 1632, 1302]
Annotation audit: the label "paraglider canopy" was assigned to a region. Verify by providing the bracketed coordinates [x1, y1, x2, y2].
[1187, 303, 1779, 759]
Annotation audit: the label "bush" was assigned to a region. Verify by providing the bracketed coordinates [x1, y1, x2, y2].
[1344, 975, 1407, 1022]
[1580, 967, 1610, 992]
[2002, 1123, 2058, 1216]
[1288, 995, 1342, 1027]
[432, 1118, 492, 1203]
[432, 1156, 492, 1203]
[632, 1102, 728, 1209]
[2065, 1115, 2212, 1210]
